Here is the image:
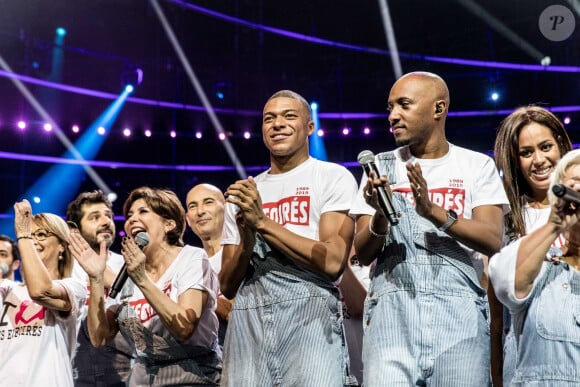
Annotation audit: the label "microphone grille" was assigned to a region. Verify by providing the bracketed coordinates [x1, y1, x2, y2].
[552, 184, 566, 198]
[134, 232, 150, 250]
[357, 150, 375, 165]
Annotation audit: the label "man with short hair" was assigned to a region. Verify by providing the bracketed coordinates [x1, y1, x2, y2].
[185, 183, 232, 347]
[351, 72, 509, 385]
[66, 190, 133, 386]
[0, 234, 20, 281]
[219, 90, 359, 386]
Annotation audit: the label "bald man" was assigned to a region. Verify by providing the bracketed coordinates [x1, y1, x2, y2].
[350, 72, 509, 385]
[185, 183, 231, 348]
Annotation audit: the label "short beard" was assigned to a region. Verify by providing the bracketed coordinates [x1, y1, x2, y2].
[86, 234, 114, 252]
[395, 138, 410, 147]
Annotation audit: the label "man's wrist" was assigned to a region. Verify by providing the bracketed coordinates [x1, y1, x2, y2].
[368, 214, 388, 238]
[438, 209, 458, 232]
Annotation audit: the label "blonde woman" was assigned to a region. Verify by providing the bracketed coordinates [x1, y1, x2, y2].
[0, 199, 86, 386]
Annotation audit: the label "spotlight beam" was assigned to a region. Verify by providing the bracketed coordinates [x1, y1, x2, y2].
[0, 54, 114, 197]
[377, 0, 403, 79]
[308, 104, 327, 161]
[150, 0, 247, 179]
[565, 0, 580, 17]
[455, 0, 546, 63]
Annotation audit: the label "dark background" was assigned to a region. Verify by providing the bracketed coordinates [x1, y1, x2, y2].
[0, 0, 578, 246]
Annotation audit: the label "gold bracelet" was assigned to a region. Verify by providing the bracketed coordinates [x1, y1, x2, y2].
[16, 234, 32, 241]
[368, 218, 387, 238]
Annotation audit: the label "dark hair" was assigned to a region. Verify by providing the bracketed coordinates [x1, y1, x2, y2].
[494, 106, 572, 238]
[66, 190, 113, 233]
[122, 187, 185, 246]
[0, 234, 20, 261]
[267, 90, 312, 121]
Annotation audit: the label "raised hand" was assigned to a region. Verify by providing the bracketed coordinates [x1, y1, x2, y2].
[69, 231, 107, 279]
[363, 169, 391, 214]
[550, 180, 580, 234]
[121, 236, 148, 286]
[13, 199, 33, 237]
[226, 177, 266, 231]
[406, 161, 431, 217]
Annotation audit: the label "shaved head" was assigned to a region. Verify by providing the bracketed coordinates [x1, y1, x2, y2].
[396, 71, 450, 108]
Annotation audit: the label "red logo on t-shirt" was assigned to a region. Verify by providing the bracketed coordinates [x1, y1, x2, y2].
[128, 282, 172, 323]
[263, 196, 310, 226]
[394, 187, 465, 215]
[14, 300, 45, 324]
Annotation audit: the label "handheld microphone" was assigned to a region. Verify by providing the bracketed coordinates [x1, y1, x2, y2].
[357, 150, 399, 225]
[552, 184, 580, 204]
[109, 232, 150, 298]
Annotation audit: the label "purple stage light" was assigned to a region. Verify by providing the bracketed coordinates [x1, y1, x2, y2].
[144, 129, 152, 137]
[123, 128, 131, 137]
[363, 127, 371, 135]
[1, 69, 578, 119]
[342, 127, 350, 136]
[218, 132, 226, 141]
[72, 125, 80, 133]
[97, 126, 106, 135]
[165, 0, 580, 73]
[17, 120, 26, 130]
[170, 130, 176, 138]
[195, 131, 202, 139]
[317, 129, 324, 137]
[564, 116, 571, 125]
[43, 123, 52, 132]
[243, 131, 251, 139]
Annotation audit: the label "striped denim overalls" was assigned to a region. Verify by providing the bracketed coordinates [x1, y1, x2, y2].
[221, 234, 358, 386]
[362, 152, 491, 387]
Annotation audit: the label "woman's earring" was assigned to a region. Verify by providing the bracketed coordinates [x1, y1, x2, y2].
[58, 253, 63, 261]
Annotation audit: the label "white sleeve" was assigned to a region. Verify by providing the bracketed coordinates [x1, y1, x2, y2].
[56, 277, 88, 320]
[221, 202, 241, 246]
[349, 173, 376, 217]
[488, 238, 548, 313]
[321, 166, 358, 214]
[177, 247, 218, 301]
[472, 156, 510, 213]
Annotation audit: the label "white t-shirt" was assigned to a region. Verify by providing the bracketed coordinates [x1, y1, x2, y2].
[72, 251, 125, 287]
[208, 248, 223, 274]
[106, 245, 220, 350]
[0, 278, 87, 386]
[72, 251, 125, 314]
[207, 248, 225, 299]
[350, 143, 510, 278]
[71, 251, 133, 377]
[489, 204, 566, 313]
[222, 157, 358, 246]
